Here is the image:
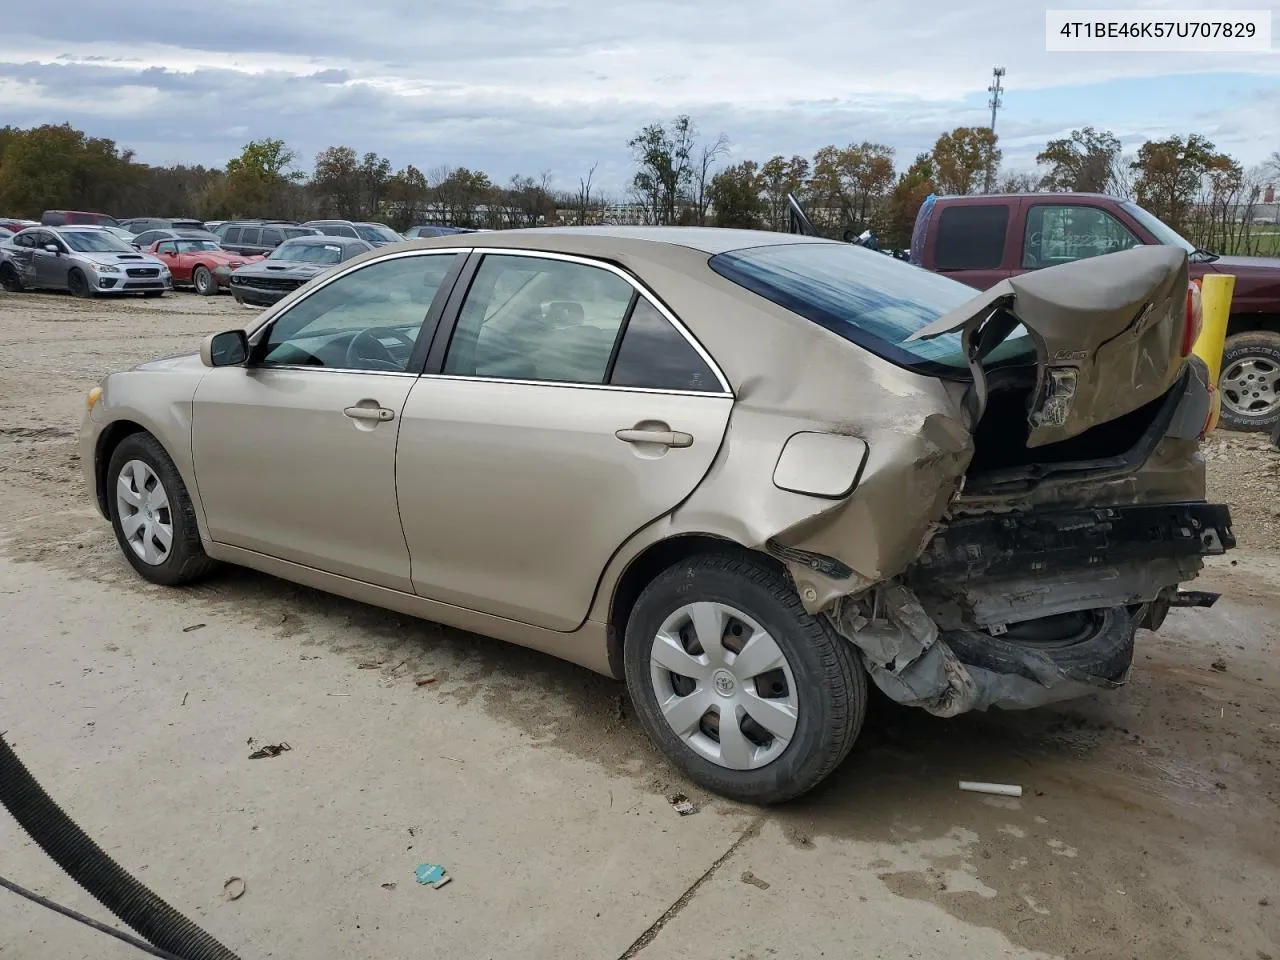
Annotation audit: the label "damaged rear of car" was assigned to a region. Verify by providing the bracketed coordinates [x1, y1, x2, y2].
[704, 242, 1232, 722]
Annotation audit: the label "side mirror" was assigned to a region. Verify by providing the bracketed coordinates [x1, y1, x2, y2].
[44, 243, 60, 254]
[200, 329, 250, 368]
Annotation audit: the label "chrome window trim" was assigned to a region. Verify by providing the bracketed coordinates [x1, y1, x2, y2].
[252, 366, 422, 378]
[420, 373, 732, 399]
[247, 245, 733, 396]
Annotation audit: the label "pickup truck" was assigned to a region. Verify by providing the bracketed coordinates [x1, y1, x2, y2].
[908, 193, 1280, 431]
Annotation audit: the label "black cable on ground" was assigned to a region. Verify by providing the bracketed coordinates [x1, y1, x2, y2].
[0, 874, 185, 960]
[0, 733, 242, 960]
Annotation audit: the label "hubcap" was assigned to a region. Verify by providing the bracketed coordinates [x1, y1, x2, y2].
[1221, 355, 1280, 419]
[115, 460, 173, 565]
[649, 601, 799, 771]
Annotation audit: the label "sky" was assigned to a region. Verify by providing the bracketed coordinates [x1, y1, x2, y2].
[1, 0, 1277, 194]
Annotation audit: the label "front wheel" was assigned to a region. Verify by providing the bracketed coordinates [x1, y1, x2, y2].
[624, 553, 866, 805]
[107, 433, 217, 586]
[68, 269, 94, 299]
[193, 266, 217, 296]
[1218, 331, 1280, 432]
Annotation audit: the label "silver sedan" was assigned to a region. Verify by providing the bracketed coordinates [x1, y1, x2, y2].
[0, 226, 171, 297]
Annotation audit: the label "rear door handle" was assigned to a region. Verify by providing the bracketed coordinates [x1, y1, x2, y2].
[344, 406, 395, 422]
[615, 428, 693, 448]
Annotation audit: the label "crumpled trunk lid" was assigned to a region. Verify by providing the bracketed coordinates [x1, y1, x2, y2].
[908, 246, 1191, 448]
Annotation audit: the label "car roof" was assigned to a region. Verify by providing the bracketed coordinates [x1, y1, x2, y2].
[282, 235, 369, 246]
[400, 226, 835, 256]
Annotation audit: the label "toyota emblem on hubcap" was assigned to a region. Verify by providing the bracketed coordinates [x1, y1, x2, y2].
[712, 669, 736, 696]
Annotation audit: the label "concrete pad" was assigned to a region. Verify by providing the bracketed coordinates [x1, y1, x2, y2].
[0, 556, 748, 960]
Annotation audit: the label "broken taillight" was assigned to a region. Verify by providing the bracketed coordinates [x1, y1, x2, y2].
[1183, 280, 1203, 357]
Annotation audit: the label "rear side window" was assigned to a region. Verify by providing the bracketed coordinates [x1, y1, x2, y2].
[241, 228, 261, 245]
[223, 227, 242, 243]
[708, 242, 1029, 374]
[45, 213, 65, 226]
[609, 299, 720, 393]
[934, 204, 1009, 270]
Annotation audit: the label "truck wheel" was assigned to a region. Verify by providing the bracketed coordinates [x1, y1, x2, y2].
[1219, 331, 1280, 432]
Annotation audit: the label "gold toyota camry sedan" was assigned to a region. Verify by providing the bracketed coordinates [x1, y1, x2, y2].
[82, 228, 1234, 803]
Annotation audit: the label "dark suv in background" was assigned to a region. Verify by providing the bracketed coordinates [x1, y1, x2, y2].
[214, 221, 321, 257]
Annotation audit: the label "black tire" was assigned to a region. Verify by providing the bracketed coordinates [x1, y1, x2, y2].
[67, 269, 93, 299]
[1218, 331, 1280, 432]
[0, 262, 22, 292]
[107, 433, 217, 586]
[942, 607, 1135, 683]
[624, 552, 866, 805]
[193, 266, 217, 296]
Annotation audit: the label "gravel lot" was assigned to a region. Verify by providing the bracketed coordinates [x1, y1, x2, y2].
[1, 290, 1277, 960]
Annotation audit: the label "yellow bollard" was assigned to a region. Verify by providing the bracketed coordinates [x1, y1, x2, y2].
[1192, 273, 1235, 434]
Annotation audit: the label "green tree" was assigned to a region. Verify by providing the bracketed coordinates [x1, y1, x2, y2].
[877, 152, 936, 250]
[312, 145, 362, 217]
[628, 116, 696, 225]
[222, 138, 304, 217]
[1036, 127, 1122, 193]
[709, 161, 766, 228]
[1130, 134, 1227, 233]
[931, 126, 1001, 195]
[0, 124, 139, 217]
[760, 155, 811, 231]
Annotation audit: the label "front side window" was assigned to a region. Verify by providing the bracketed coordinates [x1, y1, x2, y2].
[609, 299, 721, 393]
[709, 241, 1034, 373]
[259, 253, 459, 372]
[175, 240, 220, 253]
[223, 227, 242, 243]
[1023, 205, 1140, 268]
[240, 228, 261, 245]
[443, 255, 635, 384]
[156, 241, 178, 255]
[934, 204, 1010, 270]
[262, 227, 283, 246]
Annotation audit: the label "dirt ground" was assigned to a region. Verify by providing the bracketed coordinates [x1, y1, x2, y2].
[0, 290, 1276, 960]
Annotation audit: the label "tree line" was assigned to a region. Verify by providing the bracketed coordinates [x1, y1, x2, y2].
[2, 121, 1276, 254]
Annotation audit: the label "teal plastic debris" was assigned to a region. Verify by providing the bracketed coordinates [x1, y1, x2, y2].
[415, 864, 451, 888]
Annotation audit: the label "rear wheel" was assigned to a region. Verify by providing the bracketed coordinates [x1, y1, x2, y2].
[67, 269, 93, 299]
[1219, 331, 1280, 431]
[0, 262, 22, 292]
[624, 553, 866, 805]
[193, 266, 216, 296]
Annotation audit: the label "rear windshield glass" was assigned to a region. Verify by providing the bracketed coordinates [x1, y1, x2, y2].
[708, 242, 1034, 373]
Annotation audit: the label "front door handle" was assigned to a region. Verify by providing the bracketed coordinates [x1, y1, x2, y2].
[615, 428, 693, 448]
[344, 405, 395, 422]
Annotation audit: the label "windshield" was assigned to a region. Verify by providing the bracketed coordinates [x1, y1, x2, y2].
[174, 240, 221, 253]
[269, 242, 345, 264]
[708, 242, 1035, 374]
[1120, 201, 1196, 254]
[356, 224, 403, 243]
[61, 230, 135, 253]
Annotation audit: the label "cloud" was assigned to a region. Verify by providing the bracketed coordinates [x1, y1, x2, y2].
[1, 0, 1276, 189]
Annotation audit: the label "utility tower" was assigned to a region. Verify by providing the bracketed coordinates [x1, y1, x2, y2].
[985, 67, 1006, 193]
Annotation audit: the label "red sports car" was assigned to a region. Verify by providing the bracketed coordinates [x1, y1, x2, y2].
[146, 238, 264, 295]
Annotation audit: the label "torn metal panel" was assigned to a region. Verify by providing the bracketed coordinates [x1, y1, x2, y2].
[908, 246, 1191, 448]
[832, 583, 1128, 717]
